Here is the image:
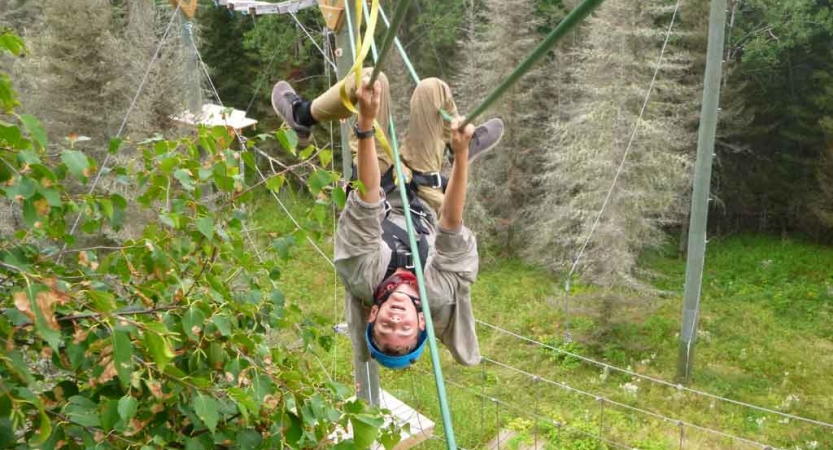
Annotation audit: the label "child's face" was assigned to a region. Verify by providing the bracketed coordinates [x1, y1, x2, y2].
[368, 284, 425, 354]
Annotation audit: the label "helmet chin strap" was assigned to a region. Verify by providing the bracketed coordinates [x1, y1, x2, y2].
[374, 286, 422, 312]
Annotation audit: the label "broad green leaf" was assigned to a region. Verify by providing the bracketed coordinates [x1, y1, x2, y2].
[88, 290, 116, 313]
[108, 137, 123, 154]
[276, 129, 298, 156]
[379, 428, 402, 450]
[174, 168, 195, 191]
[182, 306, 207, 340]
[236, 429, 263, 450]
[299, 145, 315, 160]
[99, 399, 120, 431]
[99, 197, 114, 221]
[143, 323, 175, 371]
[241, 151, 256, 169]
[6, 176, 36, 200]
[350, 414, 382, 450]
[271, 236, 296, 260]
[196, 216, 214, 240]
[0, 32, 25, 56]
[331, 186, 347, 209]
[0, 418, 13, 448]
[265, 174, 285, 193]
[0, 74, 18, 113]
[65, 396, 101, 427]
[193, 393, 219, 434]
[19, 285, 60, 351]
[34, 410, 51, 444]
[6, 349, 34, 384]
[60, 150, 90, 180]
[113, 329, 133, 388]
[211, 314, 232, 337]
[117, 396, 138, 422]
[307, 169, 331, 195]
[111, 194, 127, 230]
[19, 114, 47, 149]
[318, 148, 333, 167]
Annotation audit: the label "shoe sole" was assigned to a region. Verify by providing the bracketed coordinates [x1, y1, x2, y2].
[271, 82, 312, 148]
[469, 119, 504, 163]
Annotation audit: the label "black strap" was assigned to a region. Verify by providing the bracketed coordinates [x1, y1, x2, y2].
[412, 170, 448, 191]
[382, 219, 429, 279]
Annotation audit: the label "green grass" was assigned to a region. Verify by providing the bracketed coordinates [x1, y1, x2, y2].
[253, 194, 833, 450]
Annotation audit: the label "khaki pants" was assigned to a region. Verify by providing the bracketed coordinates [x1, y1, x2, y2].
[311, 68, 459, 212]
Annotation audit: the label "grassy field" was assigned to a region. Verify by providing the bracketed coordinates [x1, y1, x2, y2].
[253, 194, 833, 450]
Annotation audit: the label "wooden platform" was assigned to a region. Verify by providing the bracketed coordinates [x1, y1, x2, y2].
[378, 390, 434, 449]
[330, 390, 435, 449]
[485, 429, 547, 450]
[218, 0, 317, 15]
[171, 103, 257, 130]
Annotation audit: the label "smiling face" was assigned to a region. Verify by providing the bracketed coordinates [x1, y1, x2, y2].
[368, 283, 426, 355]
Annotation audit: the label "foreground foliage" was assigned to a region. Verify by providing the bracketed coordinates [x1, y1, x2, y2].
[0, 32, 398, 449]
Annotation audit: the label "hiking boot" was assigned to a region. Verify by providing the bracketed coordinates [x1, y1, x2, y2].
[468, 118, 504, 162]
[271, 81, 312, 147]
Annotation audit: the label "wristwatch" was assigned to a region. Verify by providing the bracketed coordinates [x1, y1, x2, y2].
[353, 123, 375, 140]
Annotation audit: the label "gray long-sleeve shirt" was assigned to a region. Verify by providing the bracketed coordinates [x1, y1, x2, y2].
[334, 189, 481, 366]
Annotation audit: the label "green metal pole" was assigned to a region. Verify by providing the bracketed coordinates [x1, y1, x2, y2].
[388, 121, 458, 450]
[369, 0, 412, 84]
[378, 5, 420, 85]
[676, 0, 727, 384]
[460, 0, 605, 127]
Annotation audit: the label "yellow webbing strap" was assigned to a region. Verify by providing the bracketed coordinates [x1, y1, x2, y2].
[338, 0, 397, 166]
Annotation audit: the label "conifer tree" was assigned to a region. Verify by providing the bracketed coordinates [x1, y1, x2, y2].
[526, 0, 699, 284]
[455, 0, 569, 254]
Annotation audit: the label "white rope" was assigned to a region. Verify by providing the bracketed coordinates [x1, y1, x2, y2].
[476, 319, 833, 430]
[323, 28, 342, 379]
[417, 366, 633, 450]
[481, 356, 781, 449]
[562, 0, 684, 334]
[67, 2, 182, 238]
[288, 10, 337, 71]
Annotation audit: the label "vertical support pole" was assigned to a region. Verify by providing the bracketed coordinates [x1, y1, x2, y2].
[494, 399, 501, 450]
[481, 363, 487, 442]
[678, 421, 685, 450]
[533, 376, 540, 449]
[676, 0, 727, 384]
[335, 0, 379, 405]
[178, 12, 202, 114]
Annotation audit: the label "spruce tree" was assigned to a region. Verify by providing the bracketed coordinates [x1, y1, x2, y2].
[527, 0, 699, 284]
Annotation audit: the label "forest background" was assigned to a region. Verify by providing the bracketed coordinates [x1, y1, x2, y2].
[1, 0, 833, 449]
[3, 0, 833, 282]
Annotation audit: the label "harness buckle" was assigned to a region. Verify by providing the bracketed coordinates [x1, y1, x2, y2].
[404, 251, 415, 270]
[428, 172, 443, 189]
[410, 207, 427, 218]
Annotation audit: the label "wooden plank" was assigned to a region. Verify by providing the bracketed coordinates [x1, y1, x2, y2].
[169, 0, 198, 18]
[318, 0, 345, 31]
[221, 0, 318, 15]
[171, 104, 258, 130]
[378, 390, 434, 450]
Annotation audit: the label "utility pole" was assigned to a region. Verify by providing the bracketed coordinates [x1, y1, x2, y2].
[676, 0, 727, 384]
[333, 0, 381, 405]
[170, 0, 202, 113]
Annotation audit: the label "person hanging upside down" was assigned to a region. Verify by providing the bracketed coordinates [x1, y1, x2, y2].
[271, 68, 503, 369]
